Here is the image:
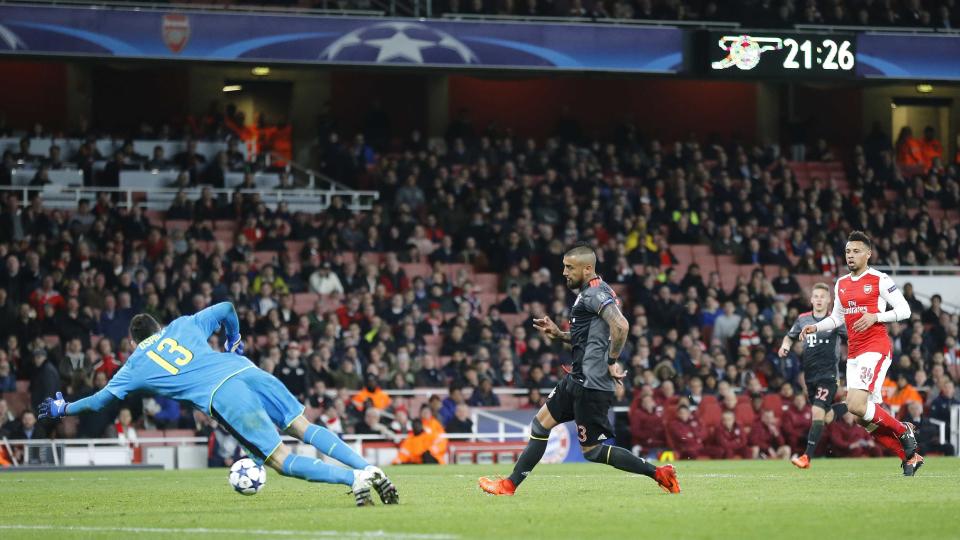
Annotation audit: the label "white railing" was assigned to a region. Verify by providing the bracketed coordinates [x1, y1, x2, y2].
[875, 265, 960, 275]
[0, 185, 379, 212]
[0, 432, 527, 468]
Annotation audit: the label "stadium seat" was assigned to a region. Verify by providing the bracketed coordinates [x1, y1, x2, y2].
[472, 273, 499, 293]
[252, 251, 277, 268]
[165, 219, 190, 232]
[163, 429, 196, 445]
[696, 396, 722, 429]
[499, 313, 529, 331]
[734, 402, 756, 427]
[2, 392, 30, 417]
[761, 394, 783, 418]
[137, 429, 166, 448]
[400, 263, 431, 279]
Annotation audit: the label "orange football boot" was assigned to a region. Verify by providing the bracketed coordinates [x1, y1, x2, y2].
[791, 454, 811, 469]
[654, 465, 681, 494]
[478, 476, 516, 496]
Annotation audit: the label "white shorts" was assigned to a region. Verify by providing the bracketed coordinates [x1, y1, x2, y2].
[845, 351, 891, 404]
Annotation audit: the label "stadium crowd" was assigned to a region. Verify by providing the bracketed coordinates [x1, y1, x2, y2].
[0, 111, 958, 466]
[72, 0, 960, 28]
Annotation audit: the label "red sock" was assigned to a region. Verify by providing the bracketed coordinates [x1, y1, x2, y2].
[870, 428, 906, 460]
[870, 405, 906, 437]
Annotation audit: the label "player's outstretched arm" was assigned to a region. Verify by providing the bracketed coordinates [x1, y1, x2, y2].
[193, 302, 243, 353]
[38, 389, 119, 419]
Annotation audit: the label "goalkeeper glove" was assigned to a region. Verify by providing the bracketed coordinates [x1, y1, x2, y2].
[38, 391, 68, 420]
[226, 334, 244, 355]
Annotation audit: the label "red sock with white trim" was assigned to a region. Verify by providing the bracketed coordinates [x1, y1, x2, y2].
[865, 403, 906, 437]
[868, 426, 906, 460]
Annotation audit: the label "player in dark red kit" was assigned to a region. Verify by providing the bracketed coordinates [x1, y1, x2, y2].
[478, 243, 679, 495]
[800, 231, 923, 475]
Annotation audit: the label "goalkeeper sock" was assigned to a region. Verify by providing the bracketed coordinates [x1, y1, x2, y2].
[804, 420, 825, 457]
[508, 438, 547, 487]
[304, 424, 369, 470]
[601, 445, 657, 478]
[281, 454, 354, 486]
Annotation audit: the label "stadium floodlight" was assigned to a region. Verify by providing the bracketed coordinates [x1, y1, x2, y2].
[915, 84, 933, 94]
[222, 85, 242, 93]
[251, 66, 270, 77]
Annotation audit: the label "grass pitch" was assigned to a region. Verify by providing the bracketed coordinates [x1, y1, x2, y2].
[1, 458, 957, 539]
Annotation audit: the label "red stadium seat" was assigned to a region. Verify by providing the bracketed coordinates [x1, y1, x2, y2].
[472, 273, 499, 293]
[2, 392, 30, 417]
[400, 263, 431, 280]
[696, 396, 722, 429]
[252, 251, 277, 268]
[761, 394, 783, 418]
[165, 219, 190, 232]
[163, 429, 196, 446]
[16, 380, 29, 393]
[734, 402, 756, 427]
[499, 313, 529, 331]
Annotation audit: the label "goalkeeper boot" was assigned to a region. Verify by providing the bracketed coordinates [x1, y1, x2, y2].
[365, 465, 399, 504]
[351, 469, 375, 506]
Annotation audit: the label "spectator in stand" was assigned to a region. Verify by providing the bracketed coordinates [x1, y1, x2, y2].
[468, 377, 500, 407]
[705, 410, 751, 459]
[10, 410, 49, 464]
[355, 407, 392, 441]
[445, 403, 474, 434]
[885, 372, 923, 416]
[780, 393, 813, 453]
[29, 348, 59, 411]
[668, 405, 705, 459]
[828, 412, 883, 458]
[0, 357, 15, 392]
[920, 126, 944, 170]
[896, 127, 924, 167]
[309, 262, 344, 296]
[749, 409, 791, 459]
[351, 373, 392, 411]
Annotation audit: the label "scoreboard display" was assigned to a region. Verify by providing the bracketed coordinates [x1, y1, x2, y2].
[696, 31, 858, 79]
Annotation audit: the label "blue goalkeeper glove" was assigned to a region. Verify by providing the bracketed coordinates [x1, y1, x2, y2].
[38, 391, 68, 420]
[226, 334, 244, 355]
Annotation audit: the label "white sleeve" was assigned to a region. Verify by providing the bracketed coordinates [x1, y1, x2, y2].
[815, 281, 844, 332]
[877, 274, 911, 323]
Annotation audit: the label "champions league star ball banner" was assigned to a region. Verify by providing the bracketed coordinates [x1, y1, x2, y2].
[857, 33, 960, 81]
[0, 5, 682, 73]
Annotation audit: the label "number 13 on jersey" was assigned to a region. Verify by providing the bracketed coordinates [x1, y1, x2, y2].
[146, 338, 194, 375]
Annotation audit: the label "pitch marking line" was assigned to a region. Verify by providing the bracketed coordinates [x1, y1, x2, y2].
[0, 524, 459, 539]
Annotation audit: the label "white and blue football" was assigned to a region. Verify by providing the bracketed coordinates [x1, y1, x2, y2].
[228, 458, 266, 496]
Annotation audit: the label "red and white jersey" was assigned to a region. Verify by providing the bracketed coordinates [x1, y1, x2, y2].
[823, 268, 911, 358]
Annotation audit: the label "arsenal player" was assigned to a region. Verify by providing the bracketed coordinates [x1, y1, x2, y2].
[801, 231, 922, 475]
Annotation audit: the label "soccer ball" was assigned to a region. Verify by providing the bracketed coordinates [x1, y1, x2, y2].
[228, 458, 266, 496]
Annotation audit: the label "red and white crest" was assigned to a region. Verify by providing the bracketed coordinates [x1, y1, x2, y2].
[863, 284, 872, 294]
[162, 14, 190, 54]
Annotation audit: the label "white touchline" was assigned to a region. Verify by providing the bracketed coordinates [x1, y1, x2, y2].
[0, 525, 459, 540]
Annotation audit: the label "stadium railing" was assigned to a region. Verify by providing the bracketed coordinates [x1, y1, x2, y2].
[0, 431, 531, 469]
[0, 185, 380, 212]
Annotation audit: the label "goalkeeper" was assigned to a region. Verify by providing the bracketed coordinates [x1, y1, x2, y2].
[39, 302, 398, 507]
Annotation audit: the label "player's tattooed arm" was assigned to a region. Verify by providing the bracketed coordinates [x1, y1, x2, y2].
[601, 303, 629, 360]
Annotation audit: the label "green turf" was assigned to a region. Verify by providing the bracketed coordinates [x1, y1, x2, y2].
[1, 458, 958, 539]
